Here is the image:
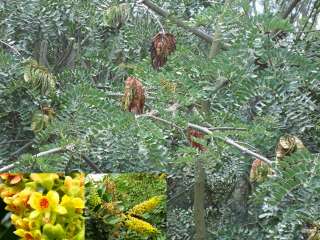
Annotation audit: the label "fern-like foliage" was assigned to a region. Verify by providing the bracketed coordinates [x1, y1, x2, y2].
[251, 151, 320, 239]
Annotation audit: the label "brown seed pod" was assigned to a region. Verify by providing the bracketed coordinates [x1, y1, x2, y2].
[275, 135, 305, 160]
[250, 159, 272, 183]
[150, 32, 176, 70]
[122, 77, 145, 115]
[187, 127, 207, 152]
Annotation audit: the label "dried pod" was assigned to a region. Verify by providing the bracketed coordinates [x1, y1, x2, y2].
[275, 135, 305, 160]
[250, 159, 272, 183]
[150, 32, 176, 70]
[187, 127, 207, 152]
[122, 77, 145, 115]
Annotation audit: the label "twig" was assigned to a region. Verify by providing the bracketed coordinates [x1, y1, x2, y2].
[81, 155, 103, 173]
[187, 123, 273, 165]
[0, 40, 21, 56]
[281, 0, 302, 19]
[137, 0, 165, 34]
[0, 140, 30, 146]
[0, 164, 16, 173]
[137, 113, 184, 132]
[208, 127, 247, 131]
[140, 0, 214, 44]
[9, 142, 33, 158]
[0, 144, 101, 173]
[167, 183, 195, 203]
[33, 146, 66, 158]
[105, 92, 155, 100]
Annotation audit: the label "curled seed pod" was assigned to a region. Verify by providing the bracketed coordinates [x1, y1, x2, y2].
[187, 127, 207, 152]
[275, 135, 305, 160]
[250, 159, 272, 183]
[23, 59, 56, 95]
[122, 77, 145, 115]
[150, 32, 176, 70]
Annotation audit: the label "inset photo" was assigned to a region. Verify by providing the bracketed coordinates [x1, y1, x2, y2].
[85, 173, 166, 240]
[0, 173, 85, 240]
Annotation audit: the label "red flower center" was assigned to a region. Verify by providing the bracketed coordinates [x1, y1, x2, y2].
[25, 233, 33, 240]
[39, 197, 49, 209]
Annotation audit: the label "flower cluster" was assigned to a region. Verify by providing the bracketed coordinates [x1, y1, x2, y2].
[124, 195, 163, 236]
[128, 196, 162, 216]
[124, 215, 159, 236]
[0, 173, 85, 240]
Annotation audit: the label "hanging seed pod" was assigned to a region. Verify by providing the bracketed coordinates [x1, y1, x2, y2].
[250, 159, 272, 183]
[23, 59, 56, 96]
[150, 32, 176, 70]
[103, 3, 129, 29]
[275, 135, 305, 160]
[122, 77, 145, 115]
[187, 127, 207, 152]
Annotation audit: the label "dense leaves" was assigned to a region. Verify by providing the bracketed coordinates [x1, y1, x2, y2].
[0, 0, 319, 239]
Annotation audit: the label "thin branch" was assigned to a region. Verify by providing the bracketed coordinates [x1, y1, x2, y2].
[187, 123, 273, 165]
[281, 0, 302, 19]
[33, 146, 66, 158]
[137, 113, 185, 132]
[0, 164, 16, 173]
[0, 140, 30, 146]
[297, 1, 318, 39]
[137, 0, 165, 34]
[105, 92, 156, 100]
[81, 155, 103, 173]
[208, 127, 247, 131]
[140, 0, 214, 44]
[0, 40, 21, 56]
[9, 142, 33, 158]
[0, 144, 102, 173]
[167, 183, 195, 203]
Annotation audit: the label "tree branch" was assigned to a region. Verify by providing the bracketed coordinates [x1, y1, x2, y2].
[187, 123, 273, 165]
[137, 113, 184, 132]
[0, 140, 30, 146]
[140, 0, 214, 44]
[281, 0, 302, 19]
[0, 40, 21, 56]
[105, 92, 155, 100]
[9, 142, 33, 159]
[208, 127, 247, 131]
[0, 144, 102, 173]
[81, 155, 103, 173]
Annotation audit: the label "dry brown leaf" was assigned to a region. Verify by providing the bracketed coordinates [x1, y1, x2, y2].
[122, 77, 145, 115]
[150, 32, 176, 70]
[187, 127, 207, 152]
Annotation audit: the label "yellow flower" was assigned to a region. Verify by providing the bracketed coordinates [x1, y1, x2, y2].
[11, 214, 40, 231]
[30, 173, 59, 190]
[0, 173, 23, 185]
[0, 184, 21, 199]
[14, 228, 42, 240]
[60, 195, 85, 214]
[125, 215, 159, 235]
[11, 187, 34, 209]
[62, 175, 84, 197]
[128, 196, 163, 216]
[28, 190, 67, 219]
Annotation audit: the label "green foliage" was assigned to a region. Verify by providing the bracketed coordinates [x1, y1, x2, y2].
[23, 59, 56, 96]
[85, 174, 166, 240]
[249, 151, 320, 239]
[0, 0, 319, 239]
